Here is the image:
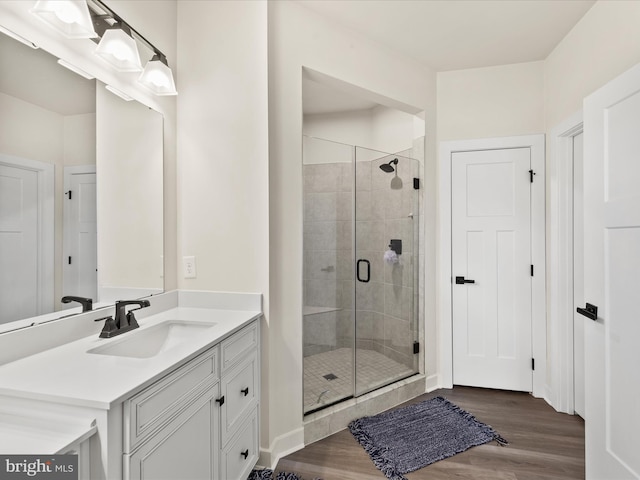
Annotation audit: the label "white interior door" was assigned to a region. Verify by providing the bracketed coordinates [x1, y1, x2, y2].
[63, 168, 97, 302]
[583, 63, 640, 479]
[452, 148, 532, 391]
[0, 163, 39, 323]
[572, 132, 585, 418]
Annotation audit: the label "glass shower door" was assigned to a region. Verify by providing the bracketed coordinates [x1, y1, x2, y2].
[354, 147, 419, 396]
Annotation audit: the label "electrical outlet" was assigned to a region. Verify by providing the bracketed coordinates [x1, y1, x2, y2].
[183, 256, 196, 279]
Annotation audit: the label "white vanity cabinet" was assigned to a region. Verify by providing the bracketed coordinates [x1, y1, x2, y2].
[123, 320, 260, 480]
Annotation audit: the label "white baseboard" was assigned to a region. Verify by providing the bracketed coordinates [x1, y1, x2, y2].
[425, 374, 439, 392]
[257, 427, 304, 470]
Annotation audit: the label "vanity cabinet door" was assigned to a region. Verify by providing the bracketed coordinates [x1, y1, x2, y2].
[221, 406, 258, 480]
[126, 383, 220, 480]
[220, 349, 258, 446]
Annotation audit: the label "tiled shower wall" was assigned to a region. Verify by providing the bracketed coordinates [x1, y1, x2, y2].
[303, 142, 424, 373]
[303, 160, 352, 356]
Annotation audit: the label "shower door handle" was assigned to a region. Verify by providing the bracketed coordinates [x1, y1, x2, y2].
[357, 259, 370, 283]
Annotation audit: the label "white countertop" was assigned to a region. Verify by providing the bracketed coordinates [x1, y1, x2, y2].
[0, 410, 97, 454]
[0, 306, 261, 410]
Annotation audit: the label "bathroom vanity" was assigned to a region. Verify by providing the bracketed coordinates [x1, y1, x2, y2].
[0, 291, 261, 480]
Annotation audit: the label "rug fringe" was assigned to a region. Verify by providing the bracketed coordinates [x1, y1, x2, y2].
[349, 418, 408, 480]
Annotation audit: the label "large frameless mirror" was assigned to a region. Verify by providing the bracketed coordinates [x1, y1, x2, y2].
[0, 26, 163, 332]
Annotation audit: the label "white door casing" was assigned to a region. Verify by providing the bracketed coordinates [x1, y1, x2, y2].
[0, 154, 54, 323]
[572, 132, 585, 418]
[583, 62, 640, 480]
[451, 148, 532, 391]
[62, 166, 97, 304]
[547, 111, 583, 415]
[438, 135, 545, 397]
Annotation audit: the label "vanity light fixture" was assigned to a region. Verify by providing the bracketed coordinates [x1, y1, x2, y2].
[30, 0, 97, 39]
[94, 24, 143, 72]
[57, 58, 94, 79]
[0, 25, 39, 49]
[138, 53, 177, 96]
[105, 84, 133, 102]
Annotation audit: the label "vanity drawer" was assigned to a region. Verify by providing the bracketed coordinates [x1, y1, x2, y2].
[221, 406, 258, 480]
[220, 350, 258, 446]
[124, 346, 219, 452]
[221, 322, 258, 372]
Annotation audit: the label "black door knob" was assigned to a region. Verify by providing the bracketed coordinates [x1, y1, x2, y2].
[455, 276, 475, 284]
[577, 303, 598, 321]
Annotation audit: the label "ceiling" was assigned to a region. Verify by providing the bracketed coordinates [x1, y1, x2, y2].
[297, 0, 595, 72]
[0, 33, 95, 116]
[299, 0, 595, 115]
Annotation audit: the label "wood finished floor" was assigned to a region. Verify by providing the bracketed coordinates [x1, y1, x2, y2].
[276, 386, 585, 480]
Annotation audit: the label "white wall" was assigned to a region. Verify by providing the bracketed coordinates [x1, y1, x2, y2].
[176, 1, 269, 293]
[0, 92, 63, 164]
[268, 0, 436, 466]
[303, 109, 373, 151]
[303, 105, 417, 156]
[437, 61, 545, 141]
[96, 84, 163, 293]
[544, 0, 640, 128]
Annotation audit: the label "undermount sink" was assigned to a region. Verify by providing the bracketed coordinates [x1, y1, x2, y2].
[87, 320, 217, 359]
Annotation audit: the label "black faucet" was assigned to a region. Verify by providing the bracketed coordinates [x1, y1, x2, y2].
[95, 299, 150, 338]
[61, 296, 93, 312]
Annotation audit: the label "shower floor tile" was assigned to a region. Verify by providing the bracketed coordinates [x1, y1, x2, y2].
[303, 347, 414, 414]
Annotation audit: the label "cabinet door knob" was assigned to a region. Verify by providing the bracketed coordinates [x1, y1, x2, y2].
[215, 396, 225, 406]
[241, 387, 249, 396]
[241, 449, 249, 460]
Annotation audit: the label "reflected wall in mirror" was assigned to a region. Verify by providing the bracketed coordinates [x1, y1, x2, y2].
[97, 84, 163, 301]
[0, 27, 164, 330]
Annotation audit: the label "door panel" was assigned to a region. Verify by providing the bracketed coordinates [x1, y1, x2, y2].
[583, 62, 640, 479]
[63, 171, 97, 301]
[0, 164, 38, 322]
[452, 148, 532, 391]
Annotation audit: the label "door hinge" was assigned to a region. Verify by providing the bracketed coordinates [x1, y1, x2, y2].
[532, 358, 535, 371]
[530, 265, 534, 277]
[529, 170, 536, 183]
[413, 178, 420, 190]
[413, 341, 420, 354]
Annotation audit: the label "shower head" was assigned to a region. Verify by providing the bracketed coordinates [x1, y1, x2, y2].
[379, 158, 398, 173]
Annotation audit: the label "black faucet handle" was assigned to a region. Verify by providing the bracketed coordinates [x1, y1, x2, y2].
[115, 299, 151, 311]
[95, 316, 118, 338]
[61, 296, 93, 312]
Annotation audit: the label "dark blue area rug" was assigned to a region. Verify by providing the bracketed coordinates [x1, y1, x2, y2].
[348, 396, 508, 480]
[247, 469, 308, 480]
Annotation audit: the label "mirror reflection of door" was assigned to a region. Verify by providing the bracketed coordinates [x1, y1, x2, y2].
[62, 166, 97, 306]
[0, 155, 54, 324]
